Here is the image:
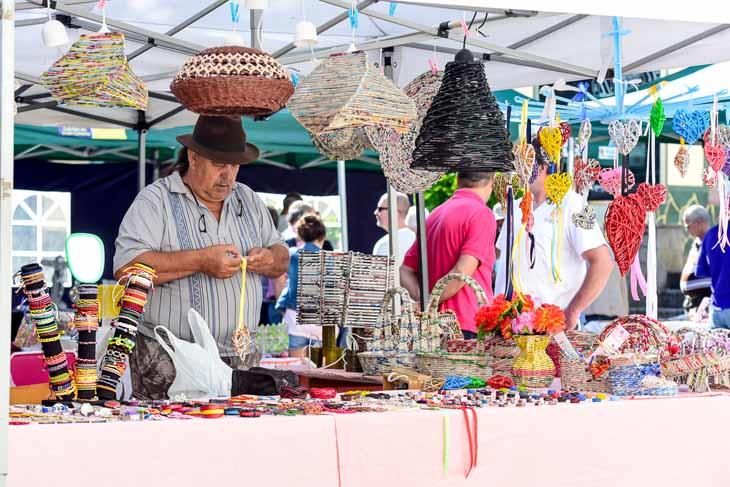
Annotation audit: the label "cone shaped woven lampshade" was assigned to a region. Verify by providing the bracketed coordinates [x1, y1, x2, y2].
[311, 127, 370, 161]
[412, 49, 514, 172]
[41, 32, 148, 110]
[287, 51, 417, 135]
[366, 70, 444, 193]
[171, 46, 293, 117]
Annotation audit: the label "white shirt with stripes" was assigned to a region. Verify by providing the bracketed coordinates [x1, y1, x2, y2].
[113, 171, 283, 358]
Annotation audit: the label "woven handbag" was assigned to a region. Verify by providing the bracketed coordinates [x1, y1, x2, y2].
[41, 32, 147, 109]
[288, 51, 417, 135]
[358, 287, 418, 376]
[171, 46, 293, 117]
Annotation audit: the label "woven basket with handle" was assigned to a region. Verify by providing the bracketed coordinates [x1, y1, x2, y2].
[661, 327, 730, 392]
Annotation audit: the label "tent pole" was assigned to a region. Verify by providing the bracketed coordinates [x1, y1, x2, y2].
[414, 193, 429, 311]
[0, 2, 14, 483]
[251, 8, 262, 49]
[138, 129, 147, 192]
[337, 159, 349, 251]
[383, 48, 400, 288]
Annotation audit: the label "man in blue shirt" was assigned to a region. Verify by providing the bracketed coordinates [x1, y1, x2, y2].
[696, 222, 730, 328]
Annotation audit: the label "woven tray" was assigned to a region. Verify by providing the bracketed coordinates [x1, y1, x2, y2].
[416, 352, 491, 379]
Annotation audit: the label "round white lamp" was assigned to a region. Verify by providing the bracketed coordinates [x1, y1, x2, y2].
[42, 16, 69, 48]
[294, 20, 318, 48]
[222, 32, 247, 46]
[246, 0, 269, 9]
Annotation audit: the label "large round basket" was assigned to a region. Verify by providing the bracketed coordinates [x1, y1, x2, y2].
[171, 46, 293, 117]
[416, 352, 491, 379]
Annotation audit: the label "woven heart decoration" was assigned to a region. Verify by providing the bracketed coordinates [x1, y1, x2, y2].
[650, 98, 666, 137]
[674, 145, 690, 177]
[573, 203, 596, 230]
[608, 119, 641, 156]
[703, 167, 717, 188]
[539, 127, 563, 164]
[717, 124, 730, 147]
[559, 121, 572, 146]
[599, 167, 635, 197]
[512, 143, 536, 185]
[573, 157, 601, 194]
[520, 190, 534, 229]
[636, 182, 667, 213]
[545, 172, 572, 206]
[578, 119, 592, 149]
[493, 173, 522, 207]
[672, 109, 710, 144]
[605, 193, 647, 276]
[705, 141, 726, 172]
[724, 156, 730, 177]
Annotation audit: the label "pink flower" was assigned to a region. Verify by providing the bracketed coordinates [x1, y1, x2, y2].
[512, 311, 536, 335]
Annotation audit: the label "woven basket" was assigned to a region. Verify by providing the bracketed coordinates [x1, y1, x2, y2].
[484, 336, 519, 381]
[288, 51, 417, 135]
[607, 355, 663, 396]
[661, 327, 730, 392]
[358, 351, 417, 376]
[41, 32, 147, 110]
[559, 330, 610, 393]
[311, 127, 370, 161]
[512, 335, 555, 388]
[415, 352, 491, 379]
[171, 46, 293, 117]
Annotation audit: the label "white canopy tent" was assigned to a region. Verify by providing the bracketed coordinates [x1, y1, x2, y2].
[4, 1, 730, 483]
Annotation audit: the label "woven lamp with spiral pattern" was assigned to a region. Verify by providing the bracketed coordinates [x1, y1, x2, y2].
[171, 46, 294, 117]
[287, 51, 417, 135]
[412, 49, 514, 172]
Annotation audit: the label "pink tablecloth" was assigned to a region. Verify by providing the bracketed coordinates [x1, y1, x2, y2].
[9, 395, 730, 487]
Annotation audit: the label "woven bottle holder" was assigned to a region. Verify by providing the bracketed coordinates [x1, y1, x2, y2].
[41, 32, 148, 110]
[415, 273, 492, 379]
[288, 51, 417, 135]
[358, 287, 419, 376]
[512, 335, 555, 388]
[171, 46, 293, 117]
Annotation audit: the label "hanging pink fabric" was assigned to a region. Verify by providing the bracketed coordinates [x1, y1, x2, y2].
[630, 254, 648, 301]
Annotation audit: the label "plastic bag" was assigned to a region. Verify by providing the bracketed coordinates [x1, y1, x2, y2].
[154, 309, 232, 400]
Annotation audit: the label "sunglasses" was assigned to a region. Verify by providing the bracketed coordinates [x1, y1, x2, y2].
[376, 206, 388, 213]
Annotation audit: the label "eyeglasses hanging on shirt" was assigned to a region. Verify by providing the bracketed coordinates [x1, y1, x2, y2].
[184, 183, 243, 234]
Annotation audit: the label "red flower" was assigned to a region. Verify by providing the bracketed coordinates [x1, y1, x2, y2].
[475, 305, 501, 333]
[533, 304, 566, 335]
[500, 318, 513, 339]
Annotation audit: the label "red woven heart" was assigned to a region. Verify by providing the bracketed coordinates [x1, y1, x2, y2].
[705, 142, 726, 172]
[573, 157, 601, 193]
[559, 121, 572, 146]
[605, 193, 647, 276]
[636, 182, 667, 213]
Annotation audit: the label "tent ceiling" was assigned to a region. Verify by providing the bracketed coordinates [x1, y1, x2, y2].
[11, 0, 730, 132]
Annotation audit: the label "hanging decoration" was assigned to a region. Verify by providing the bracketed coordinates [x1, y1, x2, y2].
[41, 32, 148, 110]
[703, 96, 730, 251]
[538, 126, 563, 165]
[674, 145, 690, 177]
[545, 172, 572, 206]
[672, 109, 710, 145]
[171, 46, 293, 117]
[288, 51, 416, 135]
[608, 119, 641, 156]
[511, 100, 536, 186]
[311, 128, 370, 161]
[572, 204, 597, 230]
[577, 118, 592, 151]
[599, 167, 635, 198]
[412, 48, 514, 172]
[493, 173, 522, 208]
[573, 157, 601, 194]
[365, 70, 444, 194]
[650, 98, 666, 137]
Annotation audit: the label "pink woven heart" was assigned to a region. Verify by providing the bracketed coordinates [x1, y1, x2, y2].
[599, 167, 635, 197]
[703, 167, 717, 188]
[705, 142, 726, 172]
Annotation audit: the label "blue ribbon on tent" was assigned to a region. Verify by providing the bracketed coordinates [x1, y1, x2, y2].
[229, 1, 240, 24]
[389, 2, 397, 15]
[349, 5, 359, 29]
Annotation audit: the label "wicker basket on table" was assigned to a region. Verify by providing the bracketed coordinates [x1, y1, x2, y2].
[559, 330, 611, 393]
[599, 315, 675, 396]
[661, 327, 730, 392]
[415, 273, 492, 379]
[358, 287, 418, 376]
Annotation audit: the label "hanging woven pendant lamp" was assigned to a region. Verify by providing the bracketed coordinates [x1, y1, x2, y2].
[41, 32, 148, 110]
[412, 49, 514, 172]
[287, 51, 417, 135]
[311, 127, 370, 161]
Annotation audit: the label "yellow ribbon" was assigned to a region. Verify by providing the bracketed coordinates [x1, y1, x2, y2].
[233, 257, 251, 361]
[519, 99, 528, 144]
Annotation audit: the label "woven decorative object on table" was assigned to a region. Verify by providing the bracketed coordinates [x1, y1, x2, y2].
[512, 335, 555, 388]
[171, 46, 293, 117]
[415, 352, 491, 379]
[73, 284, 100, 400]
[366, 71, 444, 193]
[661, 327, 730, 392]
[41, 32, 147, 109]
[358, 288, 419, 375]
[484, 336, 519, 381]
[288, 51, 416, 135]
[311, 127, 370, 161]
[559, 330, 611, 393]
[18, 263, 75, 400]
[607, 356, 664, 396]
[412, 49, 514, 172]
[296, 251, 395, 329]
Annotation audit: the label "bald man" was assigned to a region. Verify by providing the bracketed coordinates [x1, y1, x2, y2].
[372, 192, 416, 265]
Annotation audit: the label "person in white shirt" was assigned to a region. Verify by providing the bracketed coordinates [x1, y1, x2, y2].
[372, 192, 416, 265]
[496, 161, 613, 329]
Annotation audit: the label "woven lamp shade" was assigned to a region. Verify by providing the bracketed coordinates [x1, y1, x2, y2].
[287, 51, 417, 135]
[171, 46, 293, 117]
[412, 49, 514, 172]
[41, 32, 148, 110]
[311, 128, 370, 161]
[365, 70, 444, 193]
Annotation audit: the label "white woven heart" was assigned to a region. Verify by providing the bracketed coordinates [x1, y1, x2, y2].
[717, 124, 730, 147]
[578, 119, 592, 150]
[608, 120, 641, 156]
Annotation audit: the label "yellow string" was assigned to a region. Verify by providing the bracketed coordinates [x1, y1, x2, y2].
[238, 257, 248, 333]
[511, 226, 526, 296]
[233, 257, 251, 362]
[519, 99, 528, 144]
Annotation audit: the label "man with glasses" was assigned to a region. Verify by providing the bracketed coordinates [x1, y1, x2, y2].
[372, 192, 415, 265]
[114, 115, 289, 399]
[680, 205, 712, 317]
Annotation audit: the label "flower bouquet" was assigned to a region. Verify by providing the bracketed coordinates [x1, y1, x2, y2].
[476, 293, 566, 388]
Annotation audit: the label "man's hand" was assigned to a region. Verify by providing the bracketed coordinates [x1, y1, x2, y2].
[247, 247, 274, 274]
[563, 306, 581, 331]
[201, 244, 241, 279]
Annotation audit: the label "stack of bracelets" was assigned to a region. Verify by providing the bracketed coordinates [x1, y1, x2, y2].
[97, 263, 156, 400]
[19, 263, 75, 400]
[73, 284, 99, 400]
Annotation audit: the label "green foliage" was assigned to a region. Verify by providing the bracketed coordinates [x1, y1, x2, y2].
[424, 173, 457, 211]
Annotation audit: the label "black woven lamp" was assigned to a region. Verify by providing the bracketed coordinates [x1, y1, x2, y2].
[412, 48, 514, 172]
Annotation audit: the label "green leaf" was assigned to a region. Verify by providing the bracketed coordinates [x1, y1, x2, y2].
[650, 98, 666, 137]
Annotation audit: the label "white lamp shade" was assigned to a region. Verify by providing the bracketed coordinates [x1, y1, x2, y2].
[246, 0, 269, 9]
[294, 21, 318, 48]
[65, 233, 105, 284]
[222, 32, 247, 46]
[42, 19, 69, 48]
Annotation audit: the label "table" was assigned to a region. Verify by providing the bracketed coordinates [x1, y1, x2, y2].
[9, 394, 730, 487]
[295, 369, 384, 392]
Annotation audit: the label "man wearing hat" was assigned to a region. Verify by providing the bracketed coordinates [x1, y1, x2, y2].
[114, 115, 289, 399]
